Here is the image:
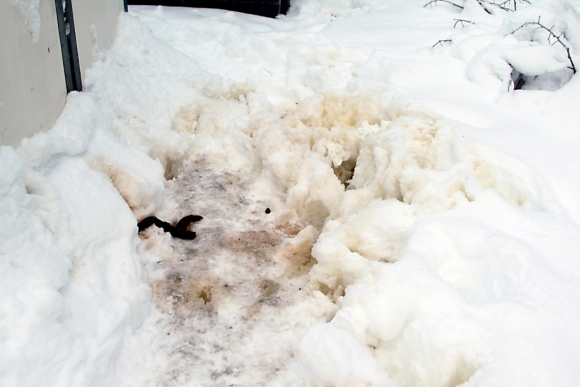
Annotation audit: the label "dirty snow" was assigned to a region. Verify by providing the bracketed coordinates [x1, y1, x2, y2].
[2, 0, 580, 386]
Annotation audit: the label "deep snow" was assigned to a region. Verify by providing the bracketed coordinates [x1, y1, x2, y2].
[2, 0, 580, 386]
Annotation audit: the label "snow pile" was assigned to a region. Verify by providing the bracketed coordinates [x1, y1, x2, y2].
[2, 0, 580, 386]
[0, 93, 158, 386]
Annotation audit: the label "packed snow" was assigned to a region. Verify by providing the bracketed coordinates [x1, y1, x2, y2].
[2, 0, 580, 386]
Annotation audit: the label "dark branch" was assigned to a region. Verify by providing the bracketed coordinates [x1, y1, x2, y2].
[476, 0, 530, 12]
[454, 19, 474, 28]
[476, 0, 493, 14]
[424, 0, 464, 9]
[483, 0, 512, 12]
[507, 17, 576, 74]
[432, 39, 452, 47]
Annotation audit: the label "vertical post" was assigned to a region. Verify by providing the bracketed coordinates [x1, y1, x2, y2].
[65, 0, 82, 91]
[55, 0, 73, 92]
[55, 0, 82, 93]
[124, 0, 128, 12]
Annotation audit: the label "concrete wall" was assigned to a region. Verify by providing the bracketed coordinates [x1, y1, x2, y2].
[73, 0, 124, 80]
[0, 0, 67, 147]
[0, 0, 123, 148]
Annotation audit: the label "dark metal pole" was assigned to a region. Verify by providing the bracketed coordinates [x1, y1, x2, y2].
[55, 0, 73, 92]
[65, 0, 82, 91]
[54, 0, 82, 93]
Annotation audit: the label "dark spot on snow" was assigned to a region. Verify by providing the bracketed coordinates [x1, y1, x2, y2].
[145, 157, 318, 384]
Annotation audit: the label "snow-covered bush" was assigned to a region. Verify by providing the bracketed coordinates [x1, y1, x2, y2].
[429, 0, 579, 91]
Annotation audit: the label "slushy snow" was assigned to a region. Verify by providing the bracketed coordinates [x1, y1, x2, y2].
[2, 0, 580, 386]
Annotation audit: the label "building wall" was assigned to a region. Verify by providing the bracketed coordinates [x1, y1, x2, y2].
[0, 0, 124, 148]
[0, 0, 67, 147]
[73, 0, 124, 80]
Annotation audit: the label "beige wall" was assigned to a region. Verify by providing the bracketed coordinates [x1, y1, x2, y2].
[0, 0, 123, 147]
[73, 0, 124, 81]
[0, 0, 67, 147]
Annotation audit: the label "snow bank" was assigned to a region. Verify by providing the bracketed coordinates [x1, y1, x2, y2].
[245, 84, 579, 386]
[0, 92, 157, 386]
[156, 74, 578, 385]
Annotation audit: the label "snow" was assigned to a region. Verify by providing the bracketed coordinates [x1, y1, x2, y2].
[9, 0, 40, 42]
[2, 0, 580, 386]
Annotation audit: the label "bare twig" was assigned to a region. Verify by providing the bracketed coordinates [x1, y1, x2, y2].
[433, 39, 452, 47]
[426, 0, 529, 13]
[481, 0, 512, 12]
[424, 0, 464, 9]
[513, 0, 530, 11]
[476, 0, 493, 14]
[508, 16, 576, 74]
[477, 0, 530, 12]
[454, 19, 474, 28]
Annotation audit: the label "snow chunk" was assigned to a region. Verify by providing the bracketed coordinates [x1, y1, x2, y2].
[503, 43, 569, 76]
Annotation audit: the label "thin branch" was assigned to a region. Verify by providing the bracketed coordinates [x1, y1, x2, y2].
[476, 0, 493, 14]
[454, 19, 474, 28]
[507, 16, 576, 74]
[477, 0, 530, 12]
[433, 39, 452, 47]
[424, 0, 464, 9]
[513, 0, 531, 11]
[487, 0, 513, 11]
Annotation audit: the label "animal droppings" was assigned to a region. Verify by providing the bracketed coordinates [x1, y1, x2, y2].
[138, 215, 203, 240]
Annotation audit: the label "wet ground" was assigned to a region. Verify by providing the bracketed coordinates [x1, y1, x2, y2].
[133, 156, 331, 386]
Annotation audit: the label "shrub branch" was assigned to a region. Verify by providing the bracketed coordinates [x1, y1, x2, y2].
[433, 39, 452, 47]
[508, 16, 576, 74]
[424, 0, 464, 9]
[454, 19, 474, 28]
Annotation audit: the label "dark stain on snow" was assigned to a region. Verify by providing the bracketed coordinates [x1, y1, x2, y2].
[143, 155, 316, 386]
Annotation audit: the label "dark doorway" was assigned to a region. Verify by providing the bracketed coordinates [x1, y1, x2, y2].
[127, 0, 290, 18]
